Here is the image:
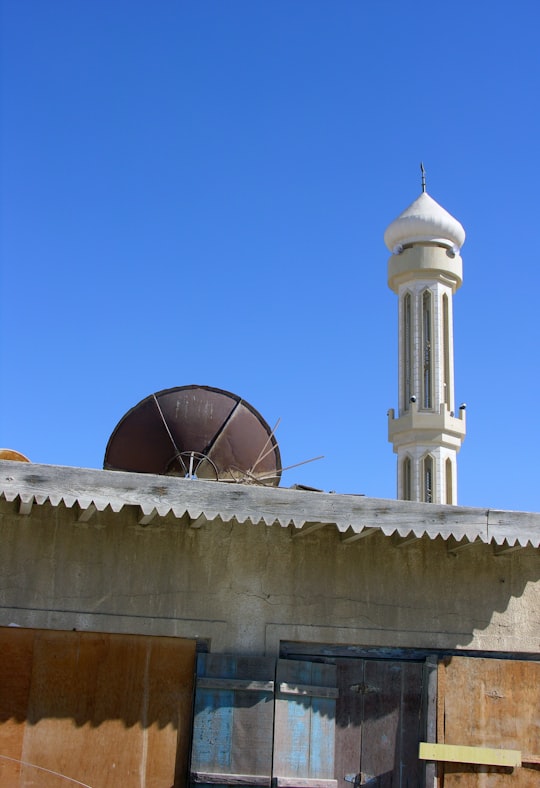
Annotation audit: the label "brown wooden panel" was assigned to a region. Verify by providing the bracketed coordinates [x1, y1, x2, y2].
[334, 660, 364, 788]
[360, 660, 423, 787]
[147, 636, 197, 788]
[0, 627, 196, 788]
[22, 630, 149, 786]
[440, 656, 540, 787]
[0, 626, 35, 783]
[334, 659, 423, 788]
[399, 661, 424, 784]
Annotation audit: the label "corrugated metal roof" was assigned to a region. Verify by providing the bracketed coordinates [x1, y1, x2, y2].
[1, 460, 539, 549]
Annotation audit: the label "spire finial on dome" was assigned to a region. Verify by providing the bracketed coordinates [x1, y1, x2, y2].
[420, 162, 426, 193]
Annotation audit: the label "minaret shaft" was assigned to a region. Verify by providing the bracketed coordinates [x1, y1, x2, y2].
[397, 279, 455, 417]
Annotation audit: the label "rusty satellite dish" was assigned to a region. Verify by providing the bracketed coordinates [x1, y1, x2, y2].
[104, 385, 282, 486]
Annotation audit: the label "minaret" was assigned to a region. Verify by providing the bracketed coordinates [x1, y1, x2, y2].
[385, 177, 466, 504]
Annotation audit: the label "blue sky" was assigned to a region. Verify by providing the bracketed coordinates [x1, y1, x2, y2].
[1, 1, 539, 512]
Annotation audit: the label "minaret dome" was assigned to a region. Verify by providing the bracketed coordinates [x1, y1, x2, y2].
[384, 191, 465, 253]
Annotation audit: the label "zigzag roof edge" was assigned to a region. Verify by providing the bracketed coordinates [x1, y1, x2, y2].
[0, 461, 539, 548]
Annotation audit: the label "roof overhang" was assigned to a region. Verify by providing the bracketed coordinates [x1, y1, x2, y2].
[1, 460, 539, 551]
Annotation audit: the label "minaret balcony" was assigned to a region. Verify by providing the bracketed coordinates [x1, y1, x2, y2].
[388, 402, 466, 451]
[388, 245, 463, 293]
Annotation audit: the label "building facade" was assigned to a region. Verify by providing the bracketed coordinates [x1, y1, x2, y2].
[1, 463, 539, 786]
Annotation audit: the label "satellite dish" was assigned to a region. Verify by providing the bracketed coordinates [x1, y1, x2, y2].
[104, 385, 282, 486]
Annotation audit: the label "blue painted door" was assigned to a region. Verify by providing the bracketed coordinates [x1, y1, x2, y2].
[190, 654, 276, 788]
[191, 657, 339, 788]
[273, 659, 338, 788]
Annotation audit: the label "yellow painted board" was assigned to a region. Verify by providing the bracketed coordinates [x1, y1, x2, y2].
[419, 742, 521, 768]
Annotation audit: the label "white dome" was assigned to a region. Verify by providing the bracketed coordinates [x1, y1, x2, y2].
[384, 191, 465, 252]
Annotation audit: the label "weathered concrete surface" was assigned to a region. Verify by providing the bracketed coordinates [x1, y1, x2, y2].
[1, 500, 539, 655]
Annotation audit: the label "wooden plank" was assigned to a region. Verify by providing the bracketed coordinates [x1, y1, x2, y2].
[274, 661, 313, 781]
[278, 682, 339, 699]
[360, 659, 398, 783]
[447, 537, 481, 554]
[436, 658, 447, 787]
[437, 659, 447, 745]
[273, 660, 337, 784]
[191, 771, 271, 786]
[138, 506, 157, 525]
[18, 495, 33, 515]
[359, 659, 423, 786]
[145, 635, 197, 788]
[334, 660, 364, 788]
[419, 742, 522, 767]
[399, 661, 425, 785]
[190, 655, 275, 784]
[281, 642, 540, 663]
[191, 659, 235, 778]
[197, 677, 274, 692]
[487, 510, 538, 547]
[275, 779, 337, 788]
[77, 502, 97, 522]
[439, 656, 540, 787]
[493, 542, 525, 555]
[292, 523, 328, 538]
[340, 527, 378, 544]
[309, 663, 337, 781]
[422, 657, 438, 787]
[393, 533, 421, 547]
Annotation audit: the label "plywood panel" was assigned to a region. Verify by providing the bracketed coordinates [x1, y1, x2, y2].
[439, 657, 540, 787]
[0, 627, 35, 784]
[0, 627, 196, 788]
[147, 637, 198, 788]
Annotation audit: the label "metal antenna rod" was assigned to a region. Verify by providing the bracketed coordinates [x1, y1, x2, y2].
[249, 418, 281, 473]
[259, 455, 325, 477]
[153, 394, 182, 457]
[420, 162, 426, 193]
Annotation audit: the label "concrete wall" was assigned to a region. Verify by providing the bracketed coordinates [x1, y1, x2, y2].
[1, 500, 539, 656]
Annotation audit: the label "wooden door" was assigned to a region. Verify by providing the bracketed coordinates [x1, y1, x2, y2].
[273, 659, 338, 788]
[438, 656, 540, 787]
[190, 657, 338, 788]
[334, 659, 424, 788]
[0, 627, 196, 788]
[190, 654, 276, 788]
